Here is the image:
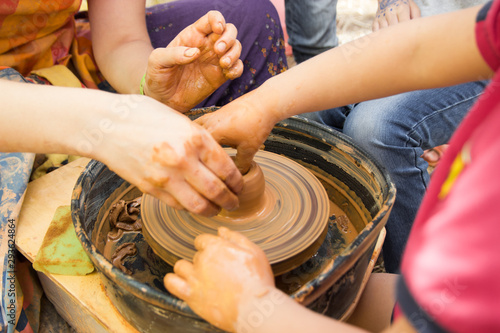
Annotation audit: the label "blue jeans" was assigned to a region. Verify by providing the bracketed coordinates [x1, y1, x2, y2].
[284, 0, 338, 63]
[301, 81, 488, 273]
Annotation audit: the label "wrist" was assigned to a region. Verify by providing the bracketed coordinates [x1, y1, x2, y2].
[235, 286, 288, 333]
[253, 80, 286, 125]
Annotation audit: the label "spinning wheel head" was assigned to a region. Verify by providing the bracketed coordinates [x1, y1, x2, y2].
[141, 150, 330, 275]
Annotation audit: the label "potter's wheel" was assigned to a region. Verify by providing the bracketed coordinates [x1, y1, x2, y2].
[141, 150, 330, 275]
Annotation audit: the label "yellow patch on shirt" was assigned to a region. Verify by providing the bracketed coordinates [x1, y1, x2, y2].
[439, 142, 471, 199]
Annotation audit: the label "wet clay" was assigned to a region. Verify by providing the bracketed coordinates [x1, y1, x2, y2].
[218, 160, 272, 223]
[141, 150, 331, 275]
[111, 242, 137, 275]
[103, 198, 142, 274]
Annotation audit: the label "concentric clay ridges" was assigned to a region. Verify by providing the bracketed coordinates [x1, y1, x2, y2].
[141, 149, 330, 274]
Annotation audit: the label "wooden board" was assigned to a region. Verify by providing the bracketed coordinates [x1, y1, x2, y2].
[16, 157, 138, 333]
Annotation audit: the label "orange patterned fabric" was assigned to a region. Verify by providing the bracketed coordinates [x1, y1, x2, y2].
[0, 0, 81, 76]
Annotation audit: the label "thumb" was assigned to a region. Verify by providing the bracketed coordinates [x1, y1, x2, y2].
[234, 144, 258, 175]
[150, 47, 201, 69]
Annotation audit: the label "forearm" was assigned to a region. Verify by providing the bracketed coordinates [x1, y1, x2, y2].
[236, 287, 366, 333]
[95, 41, 152, 94]
[88, 0, 152, 94]
[257, 6, 490, 122]
[0, 80, 116, 159]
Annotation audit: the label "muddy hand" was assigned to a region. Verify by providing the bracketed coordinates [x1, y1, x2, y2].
[99, 97, 243, 217]
[164, 227, 275, 332]
[195, 93, 279, 174]
[143, 10, 243, 112]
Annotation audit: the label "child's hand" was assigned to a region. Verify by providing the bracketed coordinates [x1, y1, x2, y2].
[164, 227, 275, 332]
[195, 93, 279, 174]
[143, 10, 244, 112]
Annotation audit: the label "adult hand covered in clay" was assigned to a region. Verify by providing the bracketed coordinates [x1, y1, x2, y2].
[143, 10, 244, 112]
[195, 92, 279, 174]
[373, 0, 421, 31]
[164, 227, 275, 332]
[97, 96, 243, 217]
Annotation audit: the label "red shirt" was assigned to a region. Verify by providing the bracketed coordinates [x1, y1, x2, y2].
[397, 1, 500, 332]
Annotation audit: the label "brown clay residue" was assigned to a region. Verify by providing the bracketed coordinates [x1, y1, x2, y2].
[71, 185, 83, 200]
[111, 243, 137, 275]
[43, 207, 72, 243]
[218, 160, 270, 223]
[103, 198, 142, 273]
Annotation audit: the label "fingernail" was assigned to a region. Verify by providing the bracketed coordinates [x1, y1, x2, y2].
[185, 48, 198, 57]
[221, 57, 231, 67]
[216, 41, 226, 53]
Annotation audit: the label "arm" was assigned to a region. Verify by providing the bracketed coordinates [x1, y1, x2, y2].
[0, 80, 242, 216]
[88, 0, 243, 112]
[164, 228, 417, 333]
[373, 0, 421, 31]
[196, 5, 493, 172]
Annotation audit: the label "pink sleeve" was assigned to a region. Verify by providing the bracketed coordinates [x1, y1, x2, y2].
[475, 1, 500, 70]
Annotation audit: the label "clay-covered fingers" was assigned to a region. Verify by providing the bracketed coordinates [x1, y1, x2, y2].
[164, 273, 191, 300]
[218, 37, 243, 79]
[193, 10, 227, 36]
[218, 227, 262, 254]
[234, 143, 260, 175]
[184, 162, 240, 213]
[173, 259, 195, 279]
[165, 260, 196, 300]
[195, 115, 257, 174]
[194, 233, 222, 251]
[146, 177, 220, 217]
[198, 141, 243, 194]
[148, 47, 201, 70]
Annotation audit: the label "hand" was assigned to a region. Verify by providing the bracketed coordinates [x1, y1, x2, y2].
[143, 10, 244, 112]
[421, 144, 449, 168]
[164, 227, 275, 332]
[195, 92, 279, 174]
[372, 0, 421, 31]
[96, 96, 243, 216]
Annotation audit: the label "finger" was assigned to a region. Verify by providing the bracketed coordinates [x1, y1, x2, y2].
[193, 10, 226, 36]
[224, 59, 244, 80]
[164, 273, 191, 300]
[174, 259, 195, 279]
[145, 187, 185, 211]
[185, 162, 240, 211]
[219, 38, 242, 69]
[372, 20, 380, 32]
[218, 227, 260, 253]
[198, 140, 243, 194]
[158, 179, 221, 217]
[149, 47, 201, 70]
[214, 23, 238, 56]
[234, 144, 259, 175]
[194, 233, 221, 251]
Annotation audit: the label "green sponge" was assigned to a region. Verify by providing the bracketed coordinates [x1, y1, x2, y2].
[33, 205, 94, 275]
